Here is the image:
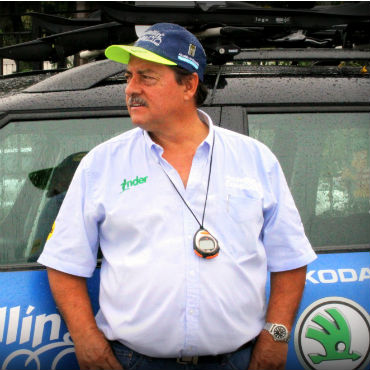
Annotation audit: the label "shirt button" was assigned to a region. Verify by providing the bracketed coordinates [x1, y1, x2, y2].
[189, 270, 195, 276]
[189, 310, 194, 315]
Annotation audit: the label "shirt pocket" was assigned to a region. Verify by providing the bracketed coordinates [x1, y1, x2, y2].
[226, 191, 263, 225]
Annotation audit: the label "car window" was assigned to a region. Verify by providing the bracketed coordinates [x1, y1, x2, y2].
[248, 112, 370, 249]
[0, 117, 132, 266]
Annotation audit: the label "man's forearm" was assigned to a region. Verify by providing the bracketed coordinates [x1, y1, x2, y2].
[47, 268, 98, 340]
[248, 266, 307, 370]
[46, 268, 123, 370]
[266, 265, 307, 329]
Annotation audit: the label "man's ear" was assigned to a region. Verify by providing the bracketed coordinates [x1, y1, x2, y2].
[183, 73, 199, 102]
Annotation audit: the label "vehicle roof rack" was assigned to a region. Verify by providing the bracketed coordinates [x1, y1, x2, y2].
[0, 2, 369, 66]
[0, 21, 136, 63]
[233, 48, 370, 62]
[101, 1, 370, 29]
[26, 11, 102, 34]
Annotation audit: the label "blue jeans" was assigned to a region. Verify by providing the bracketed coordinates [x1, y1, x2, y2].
[111, 341, 253, 370]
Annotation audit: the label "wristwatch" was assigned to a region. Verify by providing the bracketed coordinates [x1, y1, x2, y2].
[263, 322, 291, 343]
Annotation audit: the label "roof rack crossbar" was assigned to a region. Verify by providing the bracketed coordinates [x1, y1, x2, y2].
[234, 49, 370, 61]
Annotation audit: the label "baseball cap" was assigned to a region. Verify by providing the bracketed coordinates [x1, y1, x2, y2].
[105, 23, 206, 81]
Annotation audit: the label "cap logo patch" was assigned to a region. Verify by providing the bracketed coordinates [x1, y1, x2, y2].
[139, 30, 164, 46]
[178, 53, 199, 70]
[188, 44, 196, 57]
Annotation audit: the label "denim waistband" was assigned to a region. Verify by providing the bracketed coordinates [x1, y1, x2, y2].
[110, 339, 255, 365]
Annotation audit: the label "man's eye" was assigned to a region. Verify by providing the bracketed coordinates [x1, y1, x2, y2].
[124, 74, 157, 84]
[140, 75, 158, 85]
[142, 75, 154, 80]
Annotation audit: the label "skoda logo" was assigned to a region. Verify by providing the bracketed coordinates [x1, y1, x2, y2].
[294, 297, 370, 370]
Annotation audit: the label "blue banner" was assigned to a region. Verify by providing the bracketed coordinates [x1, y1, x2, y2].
[0, 269, 100, 370]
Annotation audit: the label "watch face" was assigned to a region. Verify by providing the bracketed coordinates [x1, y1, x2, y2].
[273, 325, 288, 340]
[199, 236, 216, 252]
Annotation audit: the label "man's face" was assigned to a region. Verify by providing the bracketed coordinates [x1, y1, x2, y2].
[124, 56, 187, 130]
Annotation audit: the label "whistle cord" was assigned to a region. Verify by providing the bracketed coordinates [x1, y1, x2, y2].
[160, 133, 215, 229]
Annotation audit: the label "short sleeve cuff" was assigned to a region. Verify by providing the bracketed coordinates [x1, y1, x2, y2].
[37, 252, 96, 278]
[267, 247, 317, 272]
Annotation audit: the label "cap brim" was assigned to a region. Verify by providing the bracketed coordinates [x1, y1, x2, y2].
[105, 45, 177, 66]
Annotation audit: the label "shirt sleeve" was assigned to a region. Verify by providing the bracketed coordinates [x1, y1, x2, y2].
[37, 157, 102, 277]
[262, 158, 317, 272]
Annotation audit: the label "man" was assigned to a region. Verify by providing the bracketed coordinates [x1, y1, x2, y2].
[38, 23, 317, 370]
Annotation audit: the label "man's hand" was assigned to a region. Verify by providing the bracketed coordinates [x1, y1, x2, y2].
[248, 330, 288, 370]
[73, 328, 123, 370]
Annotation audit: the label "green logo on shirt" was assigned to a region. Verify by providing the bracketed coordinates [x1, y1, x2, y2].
[121, 176, 148, 192]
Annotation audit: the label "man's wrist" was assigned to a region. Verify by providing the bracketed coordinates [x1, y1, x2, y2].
[69, 324, 102, 343]
[263, 322, 291, 343]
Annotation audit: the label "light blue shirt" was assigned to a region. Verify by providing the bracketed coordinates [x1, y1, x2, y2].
[38, 110, 316, 357]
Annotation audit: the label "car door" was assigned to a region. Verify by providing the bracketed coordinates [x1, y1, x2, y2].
[0, 114, 132, 369]
[247, 109, 370, 370]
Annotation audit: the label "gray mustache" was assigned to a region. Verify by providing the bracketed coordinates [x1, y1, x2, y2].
[127, 95, 147, 107]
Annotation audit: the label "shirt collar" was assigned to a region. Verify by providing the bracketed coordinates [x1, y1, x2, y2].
[142, 109, 215, 157]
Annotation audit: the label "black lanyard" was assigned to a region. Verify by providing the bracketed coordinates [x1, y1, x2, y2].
[159, 133, 220, 259]
[160, 133, 215, 228]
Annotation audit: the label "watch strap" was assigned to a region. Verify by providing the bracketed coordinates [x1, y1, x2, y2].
[263, 322, 290, 342]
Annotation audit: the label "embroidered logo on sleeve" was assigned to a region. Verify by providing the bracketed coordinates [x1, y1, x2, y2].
[47, 221, 55, 241]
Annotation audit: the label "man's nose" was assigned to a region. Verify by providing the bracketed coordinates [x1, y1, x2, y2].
[125, 75, 141, 97]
